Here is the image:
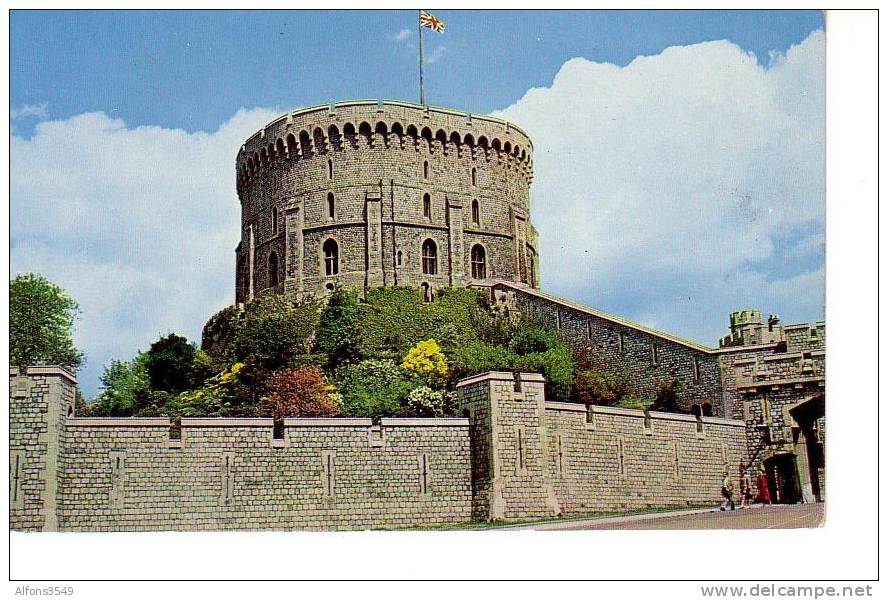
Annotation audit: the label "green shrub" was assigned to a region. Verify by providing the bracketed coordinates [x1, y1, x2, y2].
[573, 368, 629, 406]
[232, 295, 321, 373]
[145, 333, 201, 394]
[86, 353, 152, 416]
[649, 378, 689, 413]
[448, 341, 518, 384]
[315, 289, 362, 368]
[403, 386, 457, 417]
[334, 359, 420, 419]
[515, 345, 575, 402]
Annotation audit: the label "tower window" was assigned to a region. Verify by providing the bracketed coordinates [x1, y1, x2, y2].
[423, 193, 432, 219]
[268, 251, 279, 288]
[471, 167, 476, 186]
[618, 332, 626, 354]
[323, 238, 339, 276]
[327, 159, 333, 180]
[327, 192, 335, 220]
[651, 342, 660, 366]
[271, 207, 278, 236]
[470, 244, 486, 279]
[423, 160, 429, 180]
[397, 250, 403, 266]
[422, 239, 437, 275]
[471, 200, 480, 225]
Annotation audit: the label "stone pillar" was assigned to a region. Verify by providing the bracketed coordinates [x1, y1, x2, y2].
[365, 192, 384, 288]
[9, 366, 77, 532]
[284, 201, 303, 297]
[794, 427, 816, 504]
[447, 198, 465, 287]
[456, 371, 561, 522]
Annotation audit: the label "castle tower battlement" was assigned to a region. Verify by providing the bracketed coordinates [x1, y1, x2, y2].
[234, 100, 540, 301]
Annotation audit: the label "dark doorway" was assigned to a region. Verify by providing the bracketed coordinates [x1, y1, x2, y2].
[764, 453, 802, 504]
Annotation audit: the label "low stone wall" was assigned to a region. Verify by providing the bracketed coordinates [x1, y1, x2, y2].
[545, 403, 747, 514]
[58, 417, 472, 531]
[455, 372, 747, 522]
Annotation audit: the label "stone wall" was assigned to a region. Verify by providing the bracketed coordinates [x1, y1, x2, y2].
[235, 101, 540, 301]
[456, 372, 747, 521]
[10, 367, 473, 531]
[489, 282, 724, 414]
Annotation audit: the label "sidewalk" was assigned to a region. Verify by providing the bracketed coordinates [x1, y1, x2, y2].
[501, 504, 764, 531]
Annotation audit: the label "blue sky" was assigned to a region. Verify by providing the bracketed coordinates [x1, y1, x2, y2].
[10, 10, 825, 396]
[12, 10, 823, 133]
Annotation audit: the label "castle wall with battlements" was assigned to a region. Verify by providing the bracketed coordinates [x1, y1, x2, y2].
[10, 367, 749, 531]
[235, 101, 540, 301]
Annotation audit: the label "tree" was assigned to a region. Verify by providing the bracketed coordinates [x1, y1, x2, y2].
[233, 296, 322, 373]
[649, 378, 689, 414]
[10, 273, 83, 368]
[261, 366, 339, 418]
[335, 359, 420, 419]
[86, 352, 151, 416]
[145, 333, 199, 394]
[573, 368, 629, 407]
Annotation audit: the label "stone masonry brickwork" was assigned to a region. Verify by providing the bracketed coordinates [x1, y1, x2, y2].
[490, 282, 724, 415]
[235, 100, 540, 302]
[455, 372, 747, 521]
[11, 367, 748, 531]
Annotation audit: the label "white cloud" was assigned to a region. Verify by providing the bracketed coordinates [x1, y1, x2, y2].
[493, 31, 825, 344]
[10, 102, 48, 120]
[424, 46, 445, 64]
[11, 107, 280, 395]
[391, 28, 412, 42]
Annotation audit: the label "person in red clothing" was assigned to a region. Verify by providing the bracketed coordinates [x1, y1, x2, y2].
[756, 464, 772, 504]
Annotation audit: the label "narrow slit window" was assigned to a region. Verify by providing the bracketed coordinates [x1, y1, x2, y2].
[418, 453, 430, 495]
[651, 342, 660, 365]
[327, 159, 333, 180]
[321, 451, 335, 497]
[516, 426, 526, 472]
[268, 251, 279, 288]
[617, 439, 626, 477]
[327, 192, 335, 219]
[555, 434, 565, 477]
[618, 332, 626, 353]
[672, 441, 681, 482]
[109, 451, 126, 507]
[271, 206, 278, 236]
[423, 160, 429, 179]
[10, 449, 24, 509]
[693, 357, 701, 381]
[471, 199, 480, 225]
[423, 193, 432, 219]
[221, 453, 234, 503]
[471, 167, 476, 186]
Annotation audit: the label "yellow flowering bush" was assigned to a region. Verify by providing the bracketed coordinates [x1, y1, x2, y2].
[401, 339, 448, 380]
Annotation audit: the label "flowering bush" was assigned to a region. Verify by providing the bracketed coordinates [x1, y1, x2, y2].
[261, 366, 338, 418]
[176, 362, 248, 416]
[401, 339, 448, 380]
[403, 386, 456, 417]
[335, 359, 419, 419]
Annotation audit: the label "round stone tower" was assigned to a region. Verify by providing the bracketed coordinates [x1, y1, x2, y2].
[234, 100, 539, 302]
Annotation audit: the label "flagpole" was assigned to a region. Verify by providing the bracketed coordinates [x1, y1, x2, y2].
[418, 9, 425, 105]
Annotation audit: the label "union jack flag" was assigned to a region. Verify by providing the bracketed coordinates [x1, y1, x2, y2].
[420, 11, 445, 33]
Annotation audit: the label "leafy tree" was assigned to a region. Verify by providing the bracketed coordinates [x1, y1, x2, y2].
[233, 296, 322, 373]
[145, 333, 200, 394]
[315, 289, 362, 368]
[10, 273, 83, 368]
[176, 362, 253, 417]
[86, 352, 152, 416]
[261, 366, 339, 418]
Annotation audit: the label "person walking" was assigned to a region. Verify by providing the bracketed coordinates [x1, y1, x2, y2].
[755, 464, 773, 504]
[720, 471, 735, 511]
[739, 466, 752, 508]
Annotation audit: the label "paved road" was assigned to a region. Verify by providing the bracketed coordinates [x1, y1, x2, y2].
[527, 503, 825, 530]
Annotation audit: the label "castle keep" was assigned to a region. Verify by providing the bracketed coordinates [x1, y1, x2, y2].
[10, 100, 824, 531]
[235, 101, 540, 301]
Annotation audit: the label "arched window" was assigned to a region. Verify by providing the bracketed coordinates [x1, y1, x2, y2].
[423, 160, 429, 179]
[268, 252, 279, 288]
[327, 192, 335, 220]
[471, 167, 476, 186]
[470, 244, 486, 280]
[423, 193, 431, 219]
[323, 239, 339, 276]
[471, 200, 480, 225]
[271, 206, 278, 235]
[422, 239, 437, 275]
[327, 159, 333, 180]
[396, 250, 403, 266]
